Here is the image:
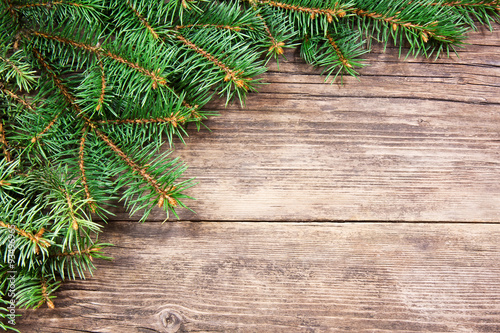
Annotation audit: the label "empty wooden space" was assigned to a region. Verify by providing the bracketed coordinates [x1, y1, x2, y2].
[16, 27, 500, 332]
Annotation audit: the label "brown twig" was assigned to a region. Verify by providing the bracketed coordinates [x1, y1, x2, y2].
[0, 221, 50, 254]
[175, 32, 249, 89]
[175, 23, 244, 32]
[1, 86, 36, 112]
[79, 126, 94, 212]
[38, 279, 55, 309]
[96, 57, 106, 111]
[257, 14, 285, 55]
[0, 123, 11, 161]
[256, 0, 346, 21]
[97, 113, 186, 127]
[126, 0, 159, 39]
[54, 247, 101, 261]
[14, 1, 89, 10]
[325, 33, 352, 68]
[30, 31, 168, 89]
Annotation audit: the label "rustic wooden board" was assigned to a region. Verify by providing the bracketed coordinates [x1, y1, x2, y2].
[17, 222, 500, 332]
[107, 27, 500, 223]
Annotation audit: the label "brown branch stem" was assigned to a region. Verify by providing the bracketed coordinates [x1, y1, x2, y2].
[256, 0, 346, 21]
[175, 32, 248, 89]
[326, 34, 352, 68]
[126, 0, 159, 39]
[0, 221, 50, 254]
[79, 126, 94, 212]
[0, 123, 11, 161]
[30, 31, 168, 89]
[39, 279, 55, 309]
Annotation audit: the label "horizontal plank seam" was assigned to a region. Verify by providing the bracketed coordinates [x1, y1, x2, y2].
[242, 93, 500, 106]
[113, 220, 500, 224]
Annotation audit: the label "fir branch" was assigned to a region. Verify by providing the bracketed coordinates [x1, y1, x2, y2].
[117, 2, 205, 119]
[255, 0, 347, 21]
[92, 127, 178, 208]
[78, 126, 93, 211]
[125, 0, 160, 39]
[1, 85, 36, 112]
[325, 33, 352, 68]
[13, 1, 92, 10]
[32, 48, 81, 111]
[351, 8, 444, 42]
[0, 123, 11, 162]
[175, 23, 245, 31]
[258, 14, 285, 55]
[29, 30, 169, 90]
[433, 0, 500, 29]
[96, 58, 105, 112]
[0, 221, 50, 255]
[33, 48, 180, 211]
[61, 186, 79, 231]
[96, 113, 186, 127]
[300, 29, 367, 82]
[437, 0, 499, 8]
[175, 32, 249, 89]
[30, 112, 60, 144]
[54, 246, 101, 259]
[0, 52, 37, 91]
[38, 279, 55, 309]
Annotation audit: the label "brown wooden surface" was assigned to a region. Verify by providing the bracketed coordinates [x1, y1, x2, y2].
[17, 222, 500, 332]
[15, 27, 500, 332]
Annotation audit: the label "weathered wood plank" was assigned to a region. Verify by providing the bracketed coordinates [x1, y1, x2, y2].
[17, 222, 500, 332]
[106, 27, 500, 222]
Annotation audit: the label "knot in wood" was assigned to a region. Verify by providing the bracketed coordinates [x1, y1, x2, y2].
[159, 309, 182, 333]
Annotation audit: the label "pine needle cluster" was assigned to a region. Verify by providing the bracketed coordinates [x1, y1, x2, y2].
[0, 0, 498, 329]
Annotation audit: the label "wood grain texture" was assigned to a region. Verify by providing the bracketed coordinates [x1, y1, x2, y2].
[16, 222, 500, 332]
[107, 27, 500, 222]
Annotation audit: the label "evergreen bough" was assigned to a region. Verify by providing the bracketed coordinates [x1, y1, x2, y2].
[0, 0, 498, 329]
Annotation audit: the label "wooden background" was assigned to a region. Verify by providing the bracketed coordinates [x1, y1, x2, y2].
[17, 27, 500, 332]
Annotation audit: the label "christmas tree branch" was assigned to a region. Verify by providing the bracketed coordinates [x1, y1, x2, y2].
[0, 85, 36, 112]
[34, 48, 181, 212]
[175, 32, 249, 89]
[125, 0, 160, 39]
[350, 8, 446, 42]
[325, 33, 352, 68]
[0, 123, 11, 162]
[96, 113, 186, 127]
[0, 221, 50, 255]
[30, 112, 60, 144]
[120, 2, 204, 120]
[38, 279, 54, 309]
[95, 58, 106, 112]
[62, 187, 79, 231]
[92, 127, 178, 208]
[255, 0, 346, 21]
[29, 30, 169, 90]
[13, 1, 92, 10]
[78, 126, 93, 211]
[175, 23, 245, 32]
[54, 246, 101, 259]
[437, 0, 499, 8]
[258, 14, 285, 55]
